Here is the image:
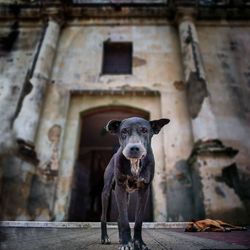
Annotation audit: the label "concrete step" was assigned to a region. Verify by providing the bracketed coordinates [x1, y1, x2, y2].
[0, 221, 189, 229]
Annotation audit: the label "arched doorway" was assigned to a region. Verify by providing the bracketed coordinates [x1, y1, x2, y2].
[68, 106, 153, 222]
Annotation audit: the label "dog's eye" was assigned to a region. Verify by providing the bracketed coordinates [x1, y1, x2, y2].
[121, 128, 128, 134]
[141, 127, 148, 134]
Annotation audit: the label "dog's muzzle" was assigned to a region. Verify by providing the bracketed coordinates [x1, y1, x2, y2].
[122, 143, 146, 160]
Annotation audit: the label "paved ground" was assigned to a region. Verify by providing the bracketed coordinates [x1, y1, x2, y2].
[0, 227, 249, 250]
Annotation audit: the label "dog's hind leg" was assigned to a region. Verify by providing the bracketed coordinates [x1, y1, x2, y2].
[101, 158, 114, 244]
[216, 220, 247, 231]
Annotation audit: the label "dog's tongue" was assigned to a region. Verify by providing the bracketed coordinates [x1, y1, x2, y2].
[130, 159, 140, 176]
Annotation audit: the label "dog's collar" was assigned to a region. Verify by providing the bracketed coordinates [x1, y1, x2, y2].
[130, 159, 141, 177]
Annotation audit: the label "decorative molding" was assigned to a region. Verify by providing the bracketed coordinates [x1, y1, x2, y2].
[70, 88, 161, 97]
[0, 1, 250, 21]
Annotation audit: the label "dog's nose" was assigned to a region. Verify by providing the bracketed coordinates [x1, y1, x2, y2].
[130, 146, 140, 153]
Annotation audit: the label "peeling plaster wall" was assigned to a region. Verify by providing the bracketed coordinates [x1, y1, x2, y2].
[0, 24, 41, 154]
[197, 24, 250, 213]
[0, 24, 42, 220]
[2, 20, 250, 222]
[1, 157, 35, 220]
[34, 23, 194, 221]
[192, 156, 248, 224]
[52, 25, 183, 89]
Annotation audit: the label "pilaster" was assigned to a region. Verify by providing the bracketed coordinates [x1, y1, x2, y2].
[176, 8, 247, 222]
[13, 18, 61, 162]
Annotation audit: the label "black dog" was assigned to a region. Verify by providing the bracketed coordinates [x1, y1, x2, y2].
[101, 117, 170, 250]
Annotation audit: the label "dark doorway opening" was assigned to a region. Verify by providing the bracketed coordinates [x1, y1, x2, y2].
[68, 106, 153, 222]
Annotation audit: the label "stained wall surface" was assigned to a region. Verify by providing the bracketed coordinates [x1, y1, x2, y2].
[0, 19, 249, 222]
[0, 24, 43, 219]
[197, 25, 250, 213]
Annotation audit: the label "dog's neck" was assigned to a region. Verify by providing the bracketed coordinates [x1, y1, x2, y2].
[130, 159, 141, 177]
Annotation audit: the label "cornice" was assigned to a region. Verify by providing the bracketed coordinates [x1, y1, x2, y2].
[0, 1, 250, 22]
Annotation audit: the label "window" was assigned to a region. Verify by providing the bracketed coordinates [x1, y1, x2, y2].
[102, 42, 132, 75]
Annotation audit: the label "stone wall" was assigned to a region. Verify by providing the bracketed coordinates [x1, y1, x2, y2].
[0, 24, 42, 154]
[0, 23, 42, 219]
[34, 23, 194, 221]
[0, 18, 250, 222]
[197, 24, 250, 214]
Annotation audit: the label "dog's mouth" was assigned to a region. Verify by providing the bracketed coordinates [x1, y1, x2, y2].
[130, 158, 141, 176]
[124, 154, 146, 164]
[122, 143, 147, 176]
[125, 154, 145, 161]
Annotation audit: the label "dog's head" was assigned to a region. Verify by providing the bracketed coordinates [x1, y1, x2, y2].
[105, 117, 170, 160]
[185, 222, 198, 232]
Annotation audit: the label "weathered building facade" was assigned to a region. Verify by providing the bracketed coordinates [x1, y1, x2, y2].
[0, 0, 250, 224]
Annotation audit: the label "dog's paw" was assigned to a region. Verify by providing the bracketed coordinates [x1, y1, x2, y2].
[119, 241, 133, 250]
[101, 235, 111, 244]
[134, 240, 150, 250]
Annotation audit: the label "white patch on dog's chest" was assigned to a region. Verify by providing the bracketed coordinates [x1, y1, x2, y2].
[124, 160, 145, 193]
[130, 159, 141, 177]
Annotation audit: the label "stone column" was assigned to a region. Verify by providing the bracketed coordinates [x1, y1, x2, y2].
[177, 8, 247, 222]
[0, 77, 18, 156]
[5, 19, 61, 220]
[14, 19, 60, 149]
[177, 8, 218, 142]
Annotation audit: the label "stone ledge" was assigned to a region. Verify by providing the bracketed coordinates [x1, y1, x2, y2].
[0, 221, 189, 229]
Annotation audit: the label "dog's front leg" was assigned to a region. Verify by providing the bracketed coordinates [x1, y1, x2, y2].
[115, 184, 133, 250]
[134, 186, 150, 250]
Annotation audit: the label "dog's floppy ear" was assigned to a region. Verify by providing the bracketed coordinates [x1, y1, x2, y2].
[105, 120, 121, 134]
[150, 118, 170, 134]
